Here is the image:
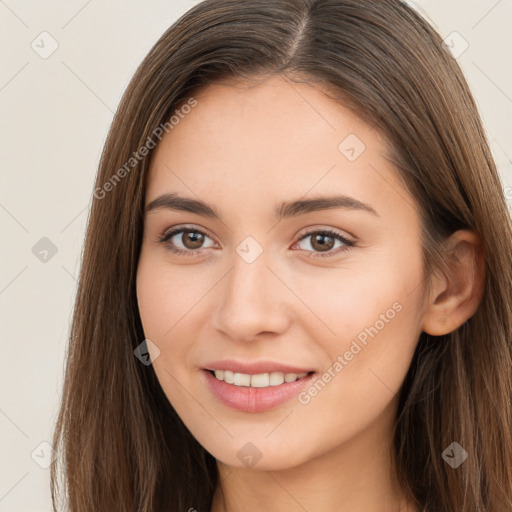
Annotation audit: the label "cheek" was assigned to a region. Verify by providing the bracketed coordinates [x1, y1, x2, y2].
[135, 250, 216, 396]
[288, 280, 423, 463]
[136, 249, 208, 341]
[136, 254, 200, 408]
[295, 243, 425, 404]
[136, 254, 190, 399]
[294, 245, 424, 353]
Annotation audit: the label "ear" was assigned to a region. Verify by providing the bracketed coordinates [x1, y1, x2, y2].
[422, 230, 486, 336]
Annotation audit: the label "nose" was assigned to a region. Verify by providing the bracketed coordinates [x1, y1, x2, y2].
[211, 248, 292, 343]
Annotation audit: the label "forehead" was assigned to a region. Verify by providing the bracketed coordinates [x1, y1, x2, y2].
[145, 75, 413, 220]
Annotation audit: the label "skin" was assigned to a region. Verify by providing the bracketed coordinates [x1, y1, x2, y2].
[136, 74, 485, 512]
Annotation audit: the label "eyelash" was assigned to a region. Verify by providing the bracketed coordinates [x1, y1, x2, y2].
[157, 226, 355, 259]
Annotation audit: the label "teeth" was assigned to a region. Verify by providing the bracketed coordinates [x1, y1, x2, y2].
[211, 370, 309, 387]
[234, 372, 251, 386]
[269, 372, 285, 386]
[251, 373, 269, 387]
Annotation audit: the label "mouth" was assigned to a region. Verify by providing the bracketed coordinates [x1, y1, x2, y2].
[201, 368, 316, 413]
[206, 369, 314, 388]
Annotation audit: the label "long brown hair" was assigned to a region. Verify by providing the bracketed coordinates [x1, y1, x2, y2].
[51, 1, 512, 510]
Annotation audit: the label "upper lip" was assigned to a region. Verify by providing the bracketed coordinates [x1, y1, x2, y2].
[203, 359, 314, 375]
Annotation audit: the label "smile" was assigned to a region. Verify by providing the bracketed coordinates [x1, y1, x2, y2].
[210, 369, 309, 387]
[202, 369, 316, 412]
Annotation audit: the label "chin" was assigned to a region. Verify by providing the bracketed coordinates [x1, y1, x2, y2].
[201, 435, 314, 472]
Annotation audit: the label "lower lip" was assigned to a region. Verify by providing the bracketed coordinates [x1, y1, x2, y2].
[202, 369, 315, 413]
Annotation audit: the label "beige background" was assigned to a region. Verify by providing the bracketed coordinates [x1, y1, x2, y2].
[0, 1, 511, 510]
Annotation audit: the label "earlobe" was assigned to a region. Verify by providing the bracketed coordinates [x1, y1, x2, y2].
[421, 230, 486, 336]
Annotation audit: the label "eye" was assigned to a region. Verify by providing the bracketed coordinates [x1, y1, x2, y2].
[293, 229, 355, 258]
[157, 225, 355, 259]
[158, 226, 217, 257]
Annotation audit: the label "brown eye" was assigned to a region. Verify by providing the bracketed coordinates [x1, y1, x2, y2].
[180, 231, 205, 249]
[295, 229, 355, 258]
[309, 233, 335, 252]
[160, 227, 216, 256]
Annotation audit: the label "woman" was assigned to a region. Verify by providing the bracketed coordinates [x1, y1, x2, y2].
[51, 1, 512, 511]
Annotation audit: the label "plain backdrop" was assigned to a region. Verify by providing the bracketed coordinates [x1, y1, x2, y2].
[0, 1, 511, 510]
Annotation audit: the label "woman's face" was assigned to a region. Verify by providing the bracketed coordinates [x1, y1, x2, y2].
[136, 74, 429, 470]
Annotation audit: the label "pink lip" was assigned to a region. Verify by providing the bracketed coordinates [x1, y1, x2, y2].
[201, 369, 316, 413]
[203, 359, 313, 375]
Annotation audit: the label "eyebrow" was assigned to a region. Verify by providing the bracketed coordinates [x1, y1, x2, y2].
[145, 193, 379, 218]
